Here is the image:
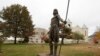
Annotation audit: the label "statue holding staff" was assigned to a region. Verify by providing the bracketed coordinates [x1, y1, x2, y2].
[49, 9, 66, 56]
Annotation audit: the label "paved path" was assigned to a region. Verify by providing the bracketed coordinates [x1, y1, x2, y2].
[37, 53, 49, 56]
[37, 53, 63, 56]
[0, 53, 3, 56]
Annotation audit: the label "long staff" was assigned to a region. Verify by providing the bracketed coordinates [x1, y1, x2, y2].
[58, 0, 70, 56]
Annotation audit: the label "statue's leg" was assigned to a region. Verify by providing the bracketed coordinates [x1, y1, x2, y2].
[49, 40, 53, 55]
[54, 26, 59, 56]
[54, 42, 58, 56]
[49, 29, 54, 56]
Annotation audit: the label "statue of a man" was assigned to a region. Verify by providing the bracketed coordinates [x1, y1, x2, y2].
[49, 9, 66, 56]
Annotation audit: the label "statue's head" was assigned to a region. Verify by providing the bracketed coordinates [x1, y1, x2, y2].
[53, 9, 58, 16]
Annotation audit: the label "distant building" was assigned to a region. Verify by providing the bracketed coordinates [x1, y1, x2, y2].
[65, 19, 88, 42]
[29, 28, 48, 44]
[72, 25, 88, 42]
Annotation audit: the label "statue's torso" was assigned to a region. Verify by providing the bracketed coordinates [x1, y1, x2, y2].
[51, 16, 59, 27]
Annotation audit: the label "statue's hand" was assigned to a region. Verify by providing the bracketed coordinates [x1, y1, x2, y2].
[64, 21, 67, 24]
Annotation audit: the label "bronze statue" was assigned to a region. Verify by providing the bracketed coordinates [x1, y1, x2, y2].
[49, 9, 66, 56]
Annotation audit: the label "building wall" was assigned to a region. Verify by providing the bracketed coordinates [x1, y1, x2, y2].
[28, 28, 48, 44]
[72, 25, 88, 42]
[66, 19, 88, 42]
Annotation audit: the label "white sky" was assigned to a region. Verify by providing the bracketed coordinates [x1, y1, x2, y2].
[0, 0, 100, 35]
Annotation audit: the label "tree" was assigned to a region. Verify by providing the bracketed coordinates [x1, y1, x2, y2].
[73, 32, 84, 44]
[92, 26, 100, 44]
[0, 4, 34, 44]
[93, 30, 100, 44]
[95, 31, 100, 40]
[0, 21, 6, 52]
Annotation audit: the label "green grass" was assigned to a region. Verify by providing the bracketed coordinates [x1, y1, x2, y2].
[1, 44, 100, 56]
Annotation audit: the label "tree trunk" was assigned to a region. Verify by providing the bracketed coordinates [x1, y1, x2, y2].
[0, 38, 3, 53]
[61, 38, 64, 45]
[23, 36, 29, 43]
[14, 36, 17, 44]
[77, 39, 79, 44]
[0, 41, 2, 53]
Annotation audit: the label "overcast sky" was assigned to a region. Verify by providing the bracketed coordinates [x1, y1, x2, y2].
[0, 0, 100, 35]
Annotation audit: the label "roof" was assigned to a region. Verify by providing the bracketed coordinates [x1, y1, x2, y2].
[82, 24, 88, 29]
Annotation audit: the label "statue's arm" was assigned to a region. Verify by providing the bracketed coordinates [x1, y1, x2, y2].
[57, 14, 67, 24]
[56, 14, 64, 22]
[56, 14, 67, 24]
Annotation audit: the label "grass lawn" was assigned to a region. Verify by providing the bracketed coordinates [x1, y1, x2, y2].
[0, 43, 100, 56]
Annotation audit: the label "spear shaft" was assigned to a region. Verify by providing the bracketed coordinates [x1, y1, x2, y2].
[65, 0, 70, 21]
[58, 0, 70, 56]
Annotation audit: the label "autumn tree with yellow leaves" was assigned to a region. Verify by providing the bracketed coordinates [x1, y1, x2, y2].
[95, 32, 100, 39]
